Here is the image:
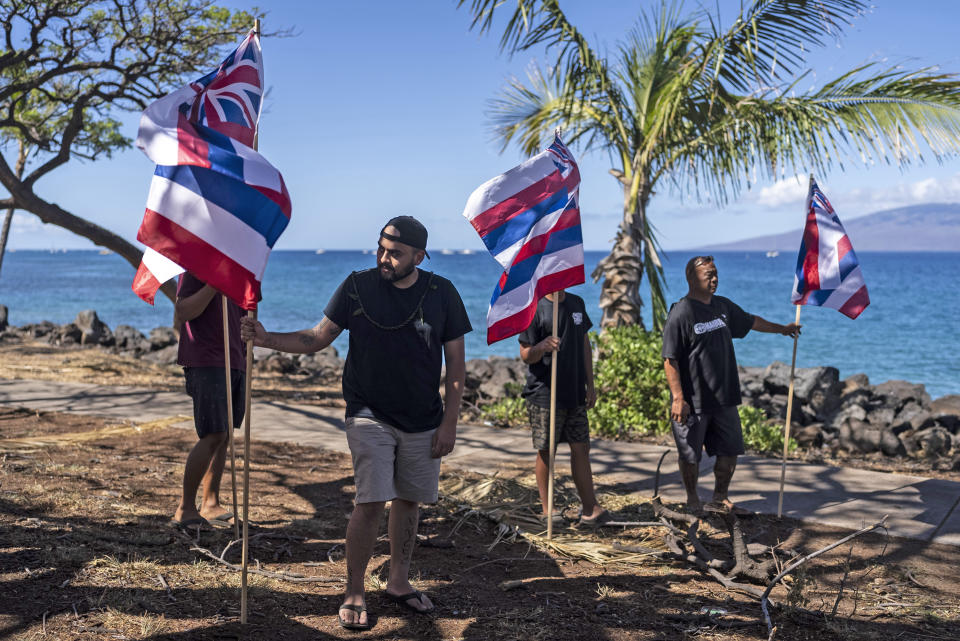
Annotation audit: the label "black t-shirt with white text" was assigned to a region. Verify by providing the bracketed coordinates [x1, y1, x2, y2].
[324, 268, 472, 432]
[518, 293, 593, 409]
[661, 295, 753, 412]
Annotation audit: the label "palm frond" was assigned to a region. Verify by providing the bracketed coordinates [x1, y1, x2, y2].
[712, 0, 869, 91]
[651, 61, 960, 210]
[488, 62, 608, 156]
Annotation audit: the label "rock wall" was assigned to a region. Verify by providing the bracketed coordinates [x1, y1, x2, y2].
[740, 363, 960, 458]
[3, 311, 959, 459]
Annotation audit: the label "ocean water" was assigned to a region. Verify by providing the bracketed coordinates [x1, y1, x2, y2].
[1, 249, 958, 398]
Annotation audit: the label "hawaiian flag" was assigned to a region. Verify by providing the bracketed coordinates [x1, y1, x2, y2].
[791, 177, 869, 319]
[463, 135, 585, 343]
[132, 29, 291, 309]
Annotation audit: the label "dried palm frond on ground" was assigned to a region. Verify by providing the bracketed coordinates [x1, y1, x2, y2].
[0, 415, 189, 451]
[439, 472, 667, 566]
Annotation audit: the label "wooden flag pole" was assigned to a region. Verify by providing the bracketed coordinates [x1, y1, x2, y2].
[240, 17, 261, 626]
[546, 293, 559, 540]
[776, 304, 802, 518]
[221, 297, 240, 540]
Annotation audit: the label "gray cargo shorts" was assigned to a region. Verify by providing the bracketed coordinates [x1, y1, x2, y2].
[344, 416, 441, 504]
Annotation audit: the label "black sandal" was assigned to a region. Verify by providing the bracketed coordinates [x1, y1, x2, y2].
[338, 603, 371, 630]
[384, 590, 435, 615]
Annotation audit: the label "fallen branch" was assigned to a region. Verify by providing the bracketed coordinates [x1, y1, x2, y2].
[611, 541, 664, 555]
[456, 556, 556, 575]
[662, 532, 764, 598]
[721, 511, 775, 582]
[651, 450, 672, 498]
[190, 544, 344, 583]
[761, 516, 888, 641]
[156, 573, 175, 602]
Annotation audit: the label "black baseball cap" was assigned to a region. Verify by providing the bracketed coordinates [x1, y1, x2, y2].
[380, 215, 430, 258]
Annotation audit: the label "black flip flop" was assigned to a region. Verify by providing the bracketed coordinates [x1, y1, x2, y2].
[384, 590, 435, 615]
[704, 501, 755, 518]
[170, 517, 212, 532]
[338, 603, 371, 630]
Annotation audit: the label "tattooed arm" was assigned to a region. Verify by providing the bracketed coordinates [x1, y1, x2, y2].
[239, 315, 343, 354]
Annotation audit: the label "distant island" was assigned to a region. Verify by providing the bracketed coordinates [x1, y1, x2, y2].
[696, 203, 960, 252]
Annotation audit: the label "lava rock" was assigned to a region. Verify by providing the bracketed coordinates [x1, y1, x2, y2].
[148, 327, 178, 350]
[74, 309, 114, 346]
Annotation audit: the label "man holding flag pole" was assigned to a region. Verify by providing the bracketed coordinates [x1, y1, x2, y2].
[132, 19, 291, 625]
[241, 216, 471, 630]
[662, 256, 801, 516]
[463, 132, 587, 539]
[777, 175, 870, 517]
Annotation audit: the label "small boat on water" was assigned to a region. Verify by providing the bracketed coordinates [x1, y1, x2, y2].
[459, 249, 475, 255]
[766, 250, 779, 258]
[315, 249, 326, 254]
[99, 249, 113, 255]
[440, 249, 455, 255]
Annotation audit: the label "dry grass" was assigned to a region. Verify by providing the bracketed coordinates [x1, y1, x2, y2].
[3, 408, 960, 639]
[0, 415, 189, 452]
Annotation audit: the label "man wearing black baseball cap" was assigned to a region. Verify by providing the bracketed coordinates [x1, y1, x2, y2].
[241, 216, 471, 629]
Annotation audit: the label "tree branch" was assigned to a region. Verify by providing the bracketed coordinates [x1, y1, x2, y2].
[761, 516, 888, 641]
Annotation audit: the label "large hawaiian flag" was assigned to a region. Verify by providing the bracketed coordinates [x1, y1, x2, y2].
[132, 29, 291, 309]
[791, 177, 869, 319]
[463, 135, 585, 343]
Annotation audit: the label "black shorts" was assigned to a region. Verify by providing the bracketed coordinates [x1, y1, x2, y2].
[672, 406, 745, 463]
[184, 367, 245, 439]
[527, 402, 590, 451]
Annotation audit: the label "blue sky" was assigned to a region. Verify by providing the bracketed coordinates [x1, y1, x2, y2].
[10, 0, 960, 252]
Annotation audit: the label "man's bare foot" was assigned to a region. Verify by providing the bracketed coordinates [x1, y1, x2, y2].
[580, 505, 606, 521]
[384, 584, 435, 614]
[199, 504, 234, 522]
[339, 592, 369, 628]
[705, 498, 754, 517]
[173, 506, 202, 524]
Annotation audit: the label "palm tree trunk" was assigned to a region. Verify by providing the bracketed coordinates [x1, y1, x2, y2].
[591, 183, 648, 329]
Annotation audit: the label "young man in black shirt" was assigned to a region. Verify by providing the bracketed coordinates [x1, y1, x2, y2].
[519, 289, 607, 526]
[241, 216, 471, 630]
[662, 256, 800, 516]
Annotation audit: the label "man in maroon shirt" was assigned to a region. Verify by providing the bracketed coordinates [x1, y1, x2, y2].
[172, 272, 245, 529]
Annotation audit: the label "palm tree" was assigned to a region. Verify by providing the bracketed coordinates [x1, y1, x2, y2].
[458, 0, 960, 331]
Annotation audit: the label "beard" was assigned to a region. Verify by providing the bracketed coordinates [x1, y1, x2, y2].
[379, 261, 416, 283]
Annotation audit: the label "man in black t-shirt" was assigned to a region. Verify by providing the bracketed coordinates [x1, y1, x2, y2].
[519, 289, 608, 526]
[241, 216, 471, 630]
[662, 256, 800, 516]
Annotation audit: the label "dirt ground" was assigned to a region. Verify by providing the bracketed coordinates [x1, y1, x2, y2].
[2, 406, 960, 641]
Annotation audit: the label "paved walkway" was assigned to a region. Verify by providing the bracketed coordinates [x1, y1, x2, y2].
[2, 378, 958, 545]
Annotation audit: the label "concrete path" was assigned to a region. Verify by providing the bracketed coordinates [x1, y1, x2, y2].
[2, 378, 958, 545]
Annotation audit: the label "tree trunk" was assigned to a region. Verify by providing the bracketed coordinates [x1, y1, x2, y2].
[0, 141, 27, 279]
[0, 165, 176, 303]
[591, 183, 648, 330]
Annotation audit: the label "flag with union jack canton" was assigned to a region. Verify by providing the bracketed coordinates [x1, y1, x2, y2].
[791, 177, 869, 319]
[463, 135, 585, 343]
[132, 30, 291, 309]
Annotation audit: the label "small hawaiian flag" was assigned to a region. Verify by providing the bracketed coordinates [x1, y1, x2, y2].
[791, 177, 869, 319]
[462, 135, 585, 343]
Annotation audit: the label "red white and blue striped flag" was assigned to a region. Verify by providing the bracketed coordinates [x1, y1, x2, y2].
[132, 29, 291, 309]
[791, 177, 869, 319]
[463, 135, 585, 343]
